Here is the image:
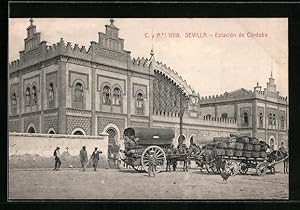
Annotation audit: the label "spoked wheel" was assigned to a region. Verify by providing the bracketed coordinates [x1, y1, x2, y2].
[239, 161, 249, 175]
[141, 146, 166, 173]
[225, 160, 240, 175]
[132, 165, 145, 173]
[256, 162, 267, 176]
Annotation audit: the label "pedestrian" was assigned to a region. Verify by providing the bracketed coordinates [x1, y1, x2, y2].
[80, 146, 88, 171]
[148, 150, 157, 177]
[90, 147, 102, 171]
[53, 147, 61, 171]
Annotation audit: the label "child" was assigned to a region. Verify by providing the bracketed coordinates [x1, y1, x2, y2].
[148, 150, 157, 177]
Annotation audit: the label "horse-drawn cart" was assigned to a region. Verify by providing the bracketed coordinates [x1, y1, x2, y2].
[195, 136, 274, 176]
[122, 127, 175, 173]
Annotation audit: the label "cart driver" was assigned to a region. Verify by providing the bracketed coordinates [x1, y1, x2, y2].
[124, 135, 137, 157]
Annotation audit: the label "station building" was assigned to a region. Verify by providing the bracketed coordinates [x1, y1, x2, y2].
[8, 19, 288, 150]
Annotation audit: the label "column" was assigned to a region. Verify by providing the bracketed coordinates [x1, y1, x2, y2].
[91, 65, 96, 135]
[127, 73, 132, 127]
[40, 63, 45, 133]
[149, 77, 154, 127]
[252, 100, 257, 138]
[57, 56, 67, 134]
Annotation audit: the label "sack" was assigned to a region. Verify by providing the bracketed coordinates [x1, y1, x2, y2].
[244, 144, 253, 151]
[234, 150, 243, 157]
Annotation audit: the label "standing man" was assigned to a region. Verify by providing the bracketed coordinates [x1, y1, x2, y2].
[80, 146, 88, 171]
[148, 150, 157, 177]
[90, 147, 102, 171]
[53, 147, 61, 171]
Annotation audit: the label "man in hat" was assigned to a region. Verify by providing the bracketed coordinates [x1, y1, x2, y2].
[148, 150, 157, 177]
[90, 147, 102, 171]
[80, 146, 88, 171]
[53, 147, 61, 171]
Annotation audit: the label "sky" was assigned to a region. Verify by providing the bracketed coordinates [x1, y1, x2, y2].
[9, 18, 288, 97]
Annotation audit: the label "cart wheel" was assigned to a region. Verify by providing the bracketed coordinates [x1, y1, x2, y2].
[132, 165, 145, 173]
[210, 161, 221, 174]
[256, 162, 267, 176]
[225, 160, 240, 175]
[141, 146, 166, 173]
[239, 161, 249, 175]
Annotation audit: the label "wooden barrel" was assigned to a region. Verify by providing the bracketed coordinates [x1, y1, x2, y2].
[244, 144, 253, 151]
[251, 151, 260, 158]
[234, 149, 243, 157]
[243, 151, 252, 158]
[216, 148, 226, 156]
[260, 151, 267, 158]
[253, 144, 261, 152]
[227, 142, 235, 149]
[226, 149, 234, 156]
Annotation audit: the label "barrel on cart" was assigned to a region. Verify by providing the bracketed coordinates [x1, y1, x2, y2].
[195, 135, 271, 176]
[122, 127, 175, 173]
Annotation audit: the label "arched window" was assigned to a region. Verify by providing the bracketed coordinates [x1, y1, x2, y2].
[280, 116, 285, 130]
[268, 113, 273, 127]
[11, 92, 17, 105]
[243, 112, 248, 126]
[74, 82, 84, 109]
[25, 87, 31, 106]
[272, 114, 276, 126]
[259, 112, 264, 128]
[73, 130, 84, 135]
[205, 114, 211, 120]
[48, 83, 54, 102]
[75, 83, 84, 102]
[32, 86, 37, 104]
[221, 113, 228, 119]
[102, 86, 111, 105]
[106, 127, 118, 145]
[112, 87, 121, 106]
[136, 92, 144, 115]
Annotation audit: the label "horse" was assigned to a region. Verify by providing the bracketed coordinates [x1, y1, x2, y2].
[195, 147, 224, 174]
[166, 147, 190, 172]
[267, 149, 289, 174]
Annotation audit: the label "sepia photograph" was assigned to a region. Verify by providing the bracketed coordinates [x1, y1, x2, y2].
[8, 18, 288, 200]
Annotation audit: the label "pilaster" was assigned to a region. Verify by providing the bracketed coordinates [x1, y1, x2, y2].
[57, 56, 67, 134]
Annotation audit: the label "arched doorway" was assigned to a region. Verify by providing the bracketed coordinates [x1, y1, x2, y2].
[106, 127, 120, 169]
[190, 134, 196, 147]
[177, 134, 187, 147]
[269, 135, 277, 150]
[73, 130, 84, 135]
[28, 127, 35, 133]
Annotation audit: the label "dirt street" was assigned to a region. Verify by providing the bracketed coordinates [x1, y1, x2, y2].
[9, 164, 288, 200]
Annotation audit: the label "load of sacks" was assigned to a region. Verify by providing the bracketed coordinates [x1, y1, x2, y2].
[206, 136, 269, 158]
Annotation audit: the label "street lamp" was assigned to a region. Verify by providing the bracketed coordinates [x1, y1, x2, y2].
[178, 87, 189, 146]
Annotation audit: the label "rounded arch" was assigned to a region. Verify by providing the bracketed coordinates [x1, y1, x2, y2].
[103, 123, 122, 148]
[111, 83, 123, 94]
[100, 82, 112, 92]
[189, 134, 196, 147]
[268, 135, 277, 150]
[47, 127, 56, 134]
[135, 89, 144, 97]
[177, 133, 187, 146]
[26, 123, 36, 133]
[72, 78, 86, 89]
[71, 128, 86, 135]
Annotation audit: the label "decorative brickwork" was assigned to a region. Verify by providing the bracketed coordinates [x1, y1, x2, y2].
[24, 115, 40, 133]
[66, 116, 91, 135]
[97, 116, 125, 136]
[9, 120, 20, 132]
[153, 71, 188, 115]
[44, 115, 59, 133]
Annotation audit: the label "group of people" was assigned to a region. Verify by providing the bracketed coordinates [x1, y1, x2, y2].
[53, 146, 102, 171]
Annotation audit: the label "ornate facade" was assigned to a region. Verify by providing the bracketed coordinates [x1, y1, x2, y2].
[8, 19, 288, 150]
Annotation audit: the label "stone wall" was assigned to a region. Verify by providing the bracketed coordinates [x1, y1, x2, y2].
[9, 132, 108, 168]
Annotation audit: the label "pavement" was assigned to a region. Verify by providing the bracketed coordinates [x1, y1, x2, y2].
[8, 162, 288, 200]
